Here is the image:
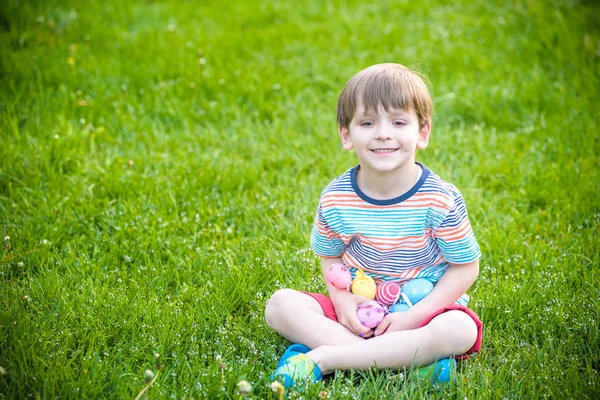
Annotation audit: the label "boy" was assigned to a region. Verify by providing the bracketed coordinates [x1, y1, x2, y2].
[265, 63, 483, 388]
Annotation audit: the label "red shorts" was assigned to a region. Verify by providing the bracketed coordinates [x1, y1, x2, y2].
[302, 291, 482, 360]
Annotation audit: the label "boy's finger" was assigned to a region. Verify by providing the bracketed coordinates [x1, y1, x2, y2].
[351, 318, 371, 335]
[354, 295, 371, 303]
[359, 330, 374, 339]
[374, 317, 391, 336]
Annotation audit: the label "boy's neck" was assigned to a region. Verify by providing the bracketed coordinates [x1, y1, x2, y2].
[356, 163, 421, 200]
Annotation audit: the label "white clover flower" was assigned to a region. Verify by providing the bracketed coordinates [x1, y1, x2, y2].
[237, 380, 252, 395]
[144, 369, 155, 383]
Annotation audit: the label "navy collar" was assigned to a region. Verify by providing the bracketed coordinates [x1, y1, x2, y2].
[350, 162, 430, 205]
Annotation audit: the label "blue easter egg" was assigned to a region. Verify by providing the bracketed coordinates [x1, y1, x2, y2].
[431, 358, 456, 385]
[401, 278, 433, 305]
[389, 302, 411, 313]
[415, 358, 457, 385]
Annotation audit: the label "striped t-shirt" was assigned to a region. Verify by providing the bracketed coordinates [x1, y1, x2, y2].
[310, 163, 481, 287]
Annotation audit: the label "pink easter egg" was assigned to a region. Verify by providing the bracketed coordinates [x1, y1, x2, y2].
[325, 263, 352, 289]
[356, 300, 385, 329]
[376, 281, 401, 306]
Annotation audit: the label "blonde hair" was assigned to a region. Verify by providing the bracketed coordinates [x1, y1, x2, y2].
[337, 63, 433, 129]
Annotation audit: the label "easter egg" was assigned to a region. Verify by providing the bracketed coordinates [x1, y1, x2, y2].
[414, 358, 456, 385]
[376, 281, 401, 306]
[325, 263, 352, 290]
[400, 278, 433, 306]
[389, 302, 411, 313]
[356, 300, 385, 329]
[351, 269, 377, 300]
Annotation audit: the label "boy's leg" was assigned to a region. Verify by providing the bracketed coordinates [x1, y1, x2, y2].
[265, 289, 363, 348]
[306, 310, 478, 375]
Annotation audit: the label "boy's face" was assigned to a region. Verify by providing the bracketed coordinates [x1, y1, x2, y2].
[338, 103, 431, 176]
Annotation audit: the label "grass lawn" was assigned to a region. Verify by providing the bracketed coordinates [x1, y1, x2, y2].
[1, 0, 599, 398]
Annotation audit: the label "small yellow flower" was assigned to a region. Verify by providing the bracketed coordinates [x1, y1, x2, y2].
[270, 381, 284, 399]
[67, 57, 75, 65]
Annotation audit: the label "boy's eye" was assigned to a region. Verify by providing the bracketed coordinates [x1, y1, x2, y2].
[393, 121, 407, 126]
[361, 121, 374, 127]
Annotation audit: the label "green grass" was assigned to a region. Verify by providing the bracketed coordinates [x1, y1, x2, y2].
[1, 0, 599, 398]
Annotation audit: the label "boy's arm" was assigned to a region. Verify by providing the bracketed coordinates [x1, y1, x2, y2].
[374, 259, 479, 335]
[320, 257, 372, 337]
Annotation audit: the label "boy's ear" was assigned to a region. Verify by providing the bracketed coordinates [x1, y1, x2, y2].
[417, 123, 431, 150]
[338, 125, 353, 151]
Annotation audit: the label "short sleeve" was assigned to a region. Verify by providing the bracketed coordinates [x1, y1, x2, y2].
[310, 201, 346, 258]
[432, 190, 481, 264]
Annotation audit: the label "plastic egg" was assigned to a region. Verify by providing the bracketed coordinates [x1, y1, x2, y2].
[324, 263, 352, 290]
[356, 300, 385, 329]
[389, 302, 411, 313]
[376, 281, 401, 306]
[414, 358, 456, 385]
[351, 269, 377, 300]
[400, 278, 433, 306]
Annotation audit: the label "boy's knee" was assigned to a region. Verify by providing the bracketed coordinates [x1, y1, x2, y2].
[453, 311, 478, 351]
[430, 310, 478, 355]
[264, 289, 296, 329]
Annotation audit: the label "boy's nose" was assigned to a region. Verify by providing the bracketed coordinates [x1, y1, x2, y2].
[374, 127, 392, 140]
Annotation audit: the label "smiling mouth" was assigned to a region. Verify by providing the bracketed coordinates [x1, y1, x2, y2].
[370, 148, 398, 153]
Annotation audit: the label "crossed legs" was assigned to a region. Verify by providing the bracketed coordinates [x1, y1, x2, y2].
[265, 288, 478, 375]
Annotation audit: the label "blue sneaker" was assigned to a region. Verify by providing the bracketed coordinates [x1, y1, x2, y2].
[414, 358, 457, 385]
[276, 344, 311, 368]
[272, 353, 323, 389]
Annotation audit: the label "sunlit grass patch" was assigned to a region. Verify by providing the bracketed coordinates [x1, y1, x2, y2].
[1, 0, 599, 398]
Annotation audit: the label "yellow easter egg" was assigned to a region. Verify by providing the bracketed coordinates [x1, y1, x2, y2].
[351, 269, 377, 300]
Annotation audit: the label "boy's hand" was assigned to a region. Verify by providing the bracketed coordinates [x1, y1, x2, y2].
[373, 310, 421, 336]
[330, 289, 373, 338]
